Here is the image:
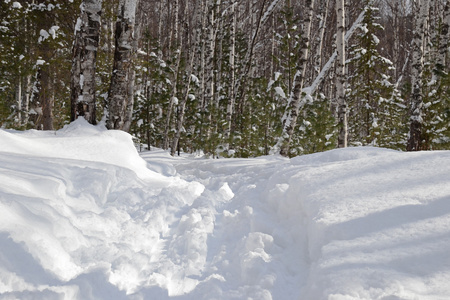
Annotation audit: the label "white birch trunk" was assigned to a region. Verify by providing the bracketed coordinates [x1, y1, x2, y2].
[70, 0, 103, 125]
[304, 8, 366, 96]
[407, 0, 430, 151]
[315, 0, 330, 73]
[437, 0, 449, 70]
[171, 53, 196, 157]
[23, 74, 31, 126]
[15, 75, 22, 126]
[163, 0, 181, 150]
[171, 1, 196, 156]
[205, 0, 219, 141]
[106, 0, 138, 132]
[261, 0, 283, 24]
[199, 0, 207, 112]
[336, 0, 347, 148]
[157, 0, 163, 57]
[225, 0, 236, 141]
[278, 0, 315, 156]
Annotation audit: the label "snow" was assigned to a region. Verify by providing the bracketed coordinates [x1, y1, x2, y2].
[12, 2, 22, 9]
[1, 120, 450, 299]
[274, 86, 286, 99]
[38, 30, 50, 43]
[49, 26, 60, 40]
[74, 18, 82, 33]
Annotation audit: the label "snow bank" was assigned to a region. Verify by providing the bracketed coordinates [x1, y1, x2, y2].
[0, 120, 204, 299]
[292, 148, 450, 299]
[0, 119, 158, 180]
[0, 121, 449, 299]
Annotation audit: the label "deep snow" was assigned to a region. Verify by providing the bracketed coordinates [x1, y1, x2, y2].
[0, 119, 449, 300]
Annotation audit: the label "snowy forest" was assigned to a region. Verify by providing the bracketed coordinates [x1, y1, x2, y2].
[0, 0, 449, 157]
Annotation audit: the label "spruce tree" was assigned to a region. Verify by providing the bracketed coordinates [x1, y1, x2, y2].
[347, 3, 406, 148]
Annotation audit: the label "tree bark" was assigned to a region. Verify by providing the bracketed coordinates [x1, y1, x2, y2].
[41, 67, 54, 130]
[315, 0, 330, 74]
[279, 0, 315, 156]
[407, 0, 430, 151]
[70, 0, 103, 125]
[225, 0, 236, 141]
[437, 0, 449, 71]
[106, 0, 139, 132]
[336, 0, 347, 148]
[163, 0, 181, 150]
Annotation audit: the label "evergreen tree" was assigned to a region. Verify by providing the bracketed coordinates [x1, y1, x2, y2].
[347, 3, 406, 149]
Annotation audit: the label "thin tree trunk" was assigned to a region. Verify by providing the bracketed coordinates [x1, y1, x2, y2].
[437, 0, 449, 71]
[163, 0, 181, 150]
[336, 0, 347, 148]
[171, 54, 196, 156]
[41, 68, 54, 131]
[407, 0, 430, 151]
[304, 8, 366, 96]
[171, 0, 196, 156]
[23, 74, 31, 126]
[316, 0, 330, 73]
[237, 0, 268, 100]
[199, 0, 207, 111]
[70, 0, 103, 125]
[15, 75, 22, 126]
[225, 0, 236, 141]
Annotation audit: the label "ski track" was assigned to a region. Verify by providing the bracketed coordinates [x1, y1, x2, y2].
[140, 151, 311, 300]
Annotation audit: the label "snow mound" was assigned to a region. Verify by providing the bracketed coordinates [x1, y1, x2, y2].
[0, 118, 159, 180]
[0, 123, 449, 299]
[291, 146, 400, 165]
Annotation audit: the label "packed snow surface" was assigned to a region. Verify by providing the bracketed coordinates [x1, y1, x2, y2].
[0, 119, 449, 300]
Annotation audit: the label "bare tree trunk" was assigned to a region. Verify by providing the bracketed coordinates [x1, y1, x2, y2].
[208, 0, 217, 132]
[23, 74, 32, 126]
[123, 0, 143, 133]
[437, 0, 449, 71]
[336, 0, 347, 148]
[171, 0, 196, 156]
[15, 75, 22, 126]
[279, 0, 315, 156]
[315, 0, 330, 73]
[163, 0, 181, 150]
[225, 0, 236, 141]
[41, 68, 54, 131]
[70, 0, 103, 125]
[106, 0, 139, 132]
[171, 48, 196, 157]
[407, 0, 430, 151]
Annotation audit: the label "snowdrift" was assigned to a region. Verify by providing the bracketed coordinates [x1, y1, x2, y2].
[0, 120, 449, 300]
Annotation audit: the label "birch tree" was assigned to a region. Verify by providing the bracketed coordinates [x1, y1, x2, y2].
[336, 0, 348, 148]
[70, 0, 103, 125]
[436, 0, 449, 72]
[106, 0, 139, 132]
[171, 0, 198, 156]
[278, 0, 315, 156]
[407, 0, 430, 151]
[162, 0, 182, 150]
[225, 0, 237, 142]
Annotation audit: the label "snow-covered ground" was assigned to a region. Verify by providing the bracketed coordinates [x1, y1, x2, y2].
[0, 119, 449, 300]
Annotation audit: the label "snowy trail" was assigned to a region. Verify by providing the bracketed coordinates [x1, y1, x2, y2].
[1, 121, 450, 299]
[140, 151, 311, 299]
